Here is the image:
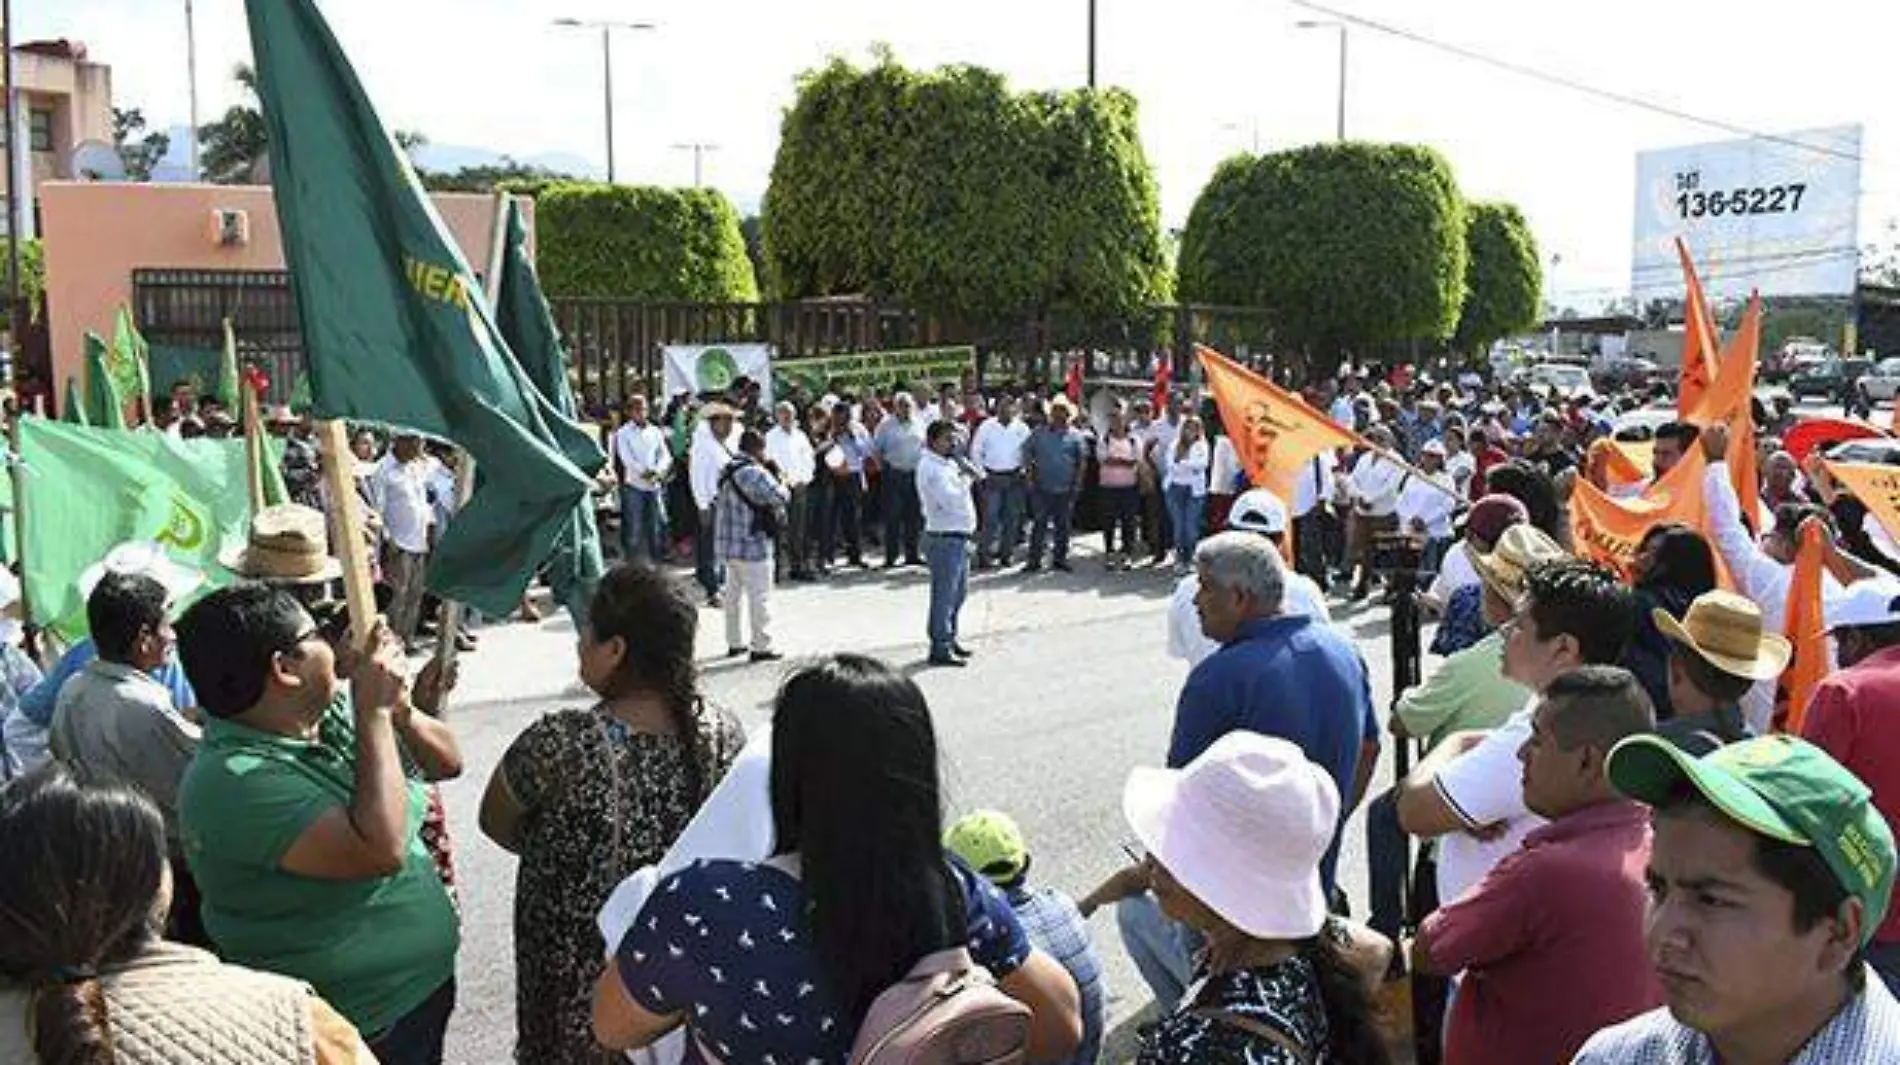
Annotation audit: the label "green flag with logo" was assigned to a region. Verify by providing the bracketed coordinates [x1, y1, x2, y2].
[493, 196, 603, 623]
[83, 332, 128, 429]
[61, 377, 88, 426]
[109, 305, 153, 418]
[19, 418, 257, 640]
[245, 0, 602, 615]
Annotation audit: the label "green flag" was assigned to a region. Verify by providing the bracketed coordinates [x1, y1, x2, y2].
[61, 377, 89, 426]
[246, 0, 602, 615]
[109, 305, 153, 418]
[82, 332, 128, 429]
[493, 196, 604, 623]
[19, 418, 259, 640]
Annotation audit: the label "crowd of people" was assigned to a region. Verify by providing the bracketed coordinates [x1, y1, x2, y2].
[4, 356, 1900, 1065]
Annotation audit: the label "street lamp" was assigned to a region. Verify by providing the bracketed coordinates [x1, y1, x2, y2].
[1220, 120, 1260, 155]
[1294, 19, 1347, 142]
[671, 142, 718, 188]
[185, 0, 200, 177]
[551, 17, 656, 183]
[1086, 0, 1096, 88]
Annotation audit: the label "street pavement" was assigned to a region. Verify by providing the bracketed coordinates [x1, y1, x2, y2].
[434, 538, 1408, 1064]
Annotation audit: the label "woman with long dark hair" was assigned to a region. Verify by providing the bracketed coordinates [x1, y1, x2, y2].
[481, 564, 745, 1064]
[592, 654, 1083, 1062]
[1128, 732, 1393, 1065]
[0, 764, 373, 1063]
[1482, 460, 1566, 548]
[1623, 522, 1719, 721]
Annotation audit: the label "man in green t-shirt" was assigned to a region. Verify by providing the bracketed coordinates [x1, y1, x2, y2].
[175, 583, 463, 1065]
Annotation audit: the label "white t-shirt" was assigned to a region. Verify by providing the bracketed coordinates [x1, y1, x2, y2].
[764, 425, 816, 488]
[1423, 541, 1481, 611]
[1291, 452, 1333, 520]
[1349, 453, 1406, 518]
[1209, 436, 1244, 495]
[971, 417, 1031, 473]
[1432, 699, 1544, 906]
[1165, 439, 1211, 495]
[1166, 571, 1333, 667]
[614, 421, 672, 489]
[1397, 471, 1457, 540]
[372, 456, 434, 555]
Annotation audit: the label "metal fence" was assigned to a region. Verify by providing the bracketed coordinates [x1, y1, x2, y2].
[131, 268, 303, 403]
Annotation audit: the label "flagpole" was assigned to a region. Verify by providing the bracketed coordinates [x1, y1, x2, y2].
[429, 192, 507, 681]
[237, 324, 266, 513]
[317, 419, 377, 649]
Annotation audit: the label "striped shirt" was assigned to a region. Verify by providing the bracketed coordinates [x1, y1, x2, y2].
[1572, 974, 1900, 1063]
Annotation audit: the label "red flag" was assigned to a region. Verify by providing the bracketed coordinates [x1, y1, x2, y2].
[1152, 354, 1172, 413]
[1780, 520, 1828, 733]
[1064, 356, 1083, 404]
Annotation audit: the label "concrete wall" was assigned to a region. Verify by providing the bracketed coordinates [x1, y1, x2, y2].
[11, 49, 113, 193]
[41, 182, 515, 395]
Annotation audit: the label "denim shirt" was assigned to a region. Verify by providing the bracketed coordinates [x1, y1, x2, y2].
[1025, 427, 1084, 494]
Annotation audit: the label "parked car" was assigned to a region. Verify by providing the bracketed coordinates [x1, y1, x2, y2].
[1529, 361, 1594, 397]
[1855, 357, 1900, 404]
[1610, 406, 1679, 442]
[1593, 356, 1661, 394]
[1789, 357, 1873, 402]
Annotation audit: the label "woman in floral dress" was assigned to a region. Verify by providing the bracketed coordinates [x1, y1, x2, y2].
[480, 564, 745, 1064]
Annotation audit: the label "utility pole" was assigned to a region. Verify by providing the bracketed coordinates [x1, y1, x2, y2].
[1295, 19, 1348, 141]
[671, 142, 718, 188]
[185, 0, 200, 176]
[1086, 0, 1096, 88]
[552, 17, 656, 183]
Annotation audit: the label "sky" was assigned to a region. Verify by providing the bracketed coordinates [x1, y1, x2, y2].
[34, 0, 1900, 311]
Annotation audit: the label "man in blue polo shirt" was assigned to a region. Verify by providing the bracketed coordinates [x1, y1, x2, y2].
[1095, 529, 1379, 1011]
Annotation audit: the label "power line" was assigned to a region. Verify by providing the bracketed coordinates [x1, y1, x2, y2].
[1286, 0, 1865, 165]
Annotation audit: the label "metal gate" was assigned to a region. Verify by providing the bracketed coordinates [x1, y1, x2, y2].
[131, 269, 304, 403]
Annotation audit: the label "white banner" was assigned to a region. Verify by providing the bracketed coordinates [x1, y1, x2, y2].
[661, 343, 775, 404]
[1632, 125, 1861, 301]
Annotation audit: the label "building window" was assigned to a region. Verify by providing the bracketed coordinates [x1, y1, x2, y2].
[29, 109, 53, 152]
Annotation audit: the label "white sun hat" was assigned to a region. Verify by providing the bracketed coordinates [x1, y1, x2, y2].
[1122, 731, 1339, 940]
[76, 541, 205, 607]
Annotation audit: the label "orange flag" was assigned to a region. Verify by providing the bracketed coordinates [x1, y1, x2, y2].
[1197, 345, 1362, 509]
[1689, 292, 1764, 532]
[1676, 238, 1722, 417]
[1825, 461, 1900, 544]
[1570, 447, 1726, 585]
[1588, 436, 1652, 490]
[1779, 520, 1828, 734]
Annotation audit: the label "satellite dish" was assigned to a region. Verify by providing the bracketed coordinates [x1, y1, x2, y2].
[70, 139, 126, 181]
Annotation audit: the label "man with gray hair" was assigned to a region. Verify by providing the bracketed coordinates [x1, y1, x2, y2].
[1092, 529, 1380, 1010]
[873, 391, 928, 568]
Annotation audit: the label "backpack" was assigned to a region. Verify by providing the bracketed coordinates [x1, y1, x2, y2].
[848, 946, 1031, 1065]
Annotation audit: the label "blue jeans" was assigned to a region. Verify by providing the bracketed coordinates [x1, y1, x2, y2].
[618, 485, 666, 563]
[1116, 892, 1203, 1013]
[925, 532, 971, 656]
[366, 979, 455, 1065]
[1165, 484, 1204, 566]
[1027, 488, 1074, 566]
[981, 473, 1027, 562]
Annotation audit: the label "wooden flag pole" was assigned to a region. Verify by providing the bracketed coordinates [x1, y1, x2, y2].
[429, 191, 508, 679]
[318, 419, 377, 650]
[239, 329, 267, 514]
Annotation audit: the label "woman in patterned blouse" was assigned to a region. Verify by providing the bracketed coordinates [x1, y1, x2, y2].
[1126, 732, 1392, 1065]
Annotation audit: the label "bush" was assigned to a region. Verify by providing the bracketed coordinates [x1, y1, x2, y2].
[1454, 202, 1542, 353]
[535, 183, 758, 301]
[1177, 142, 1468, 364]
[761, 51, 1169, 324]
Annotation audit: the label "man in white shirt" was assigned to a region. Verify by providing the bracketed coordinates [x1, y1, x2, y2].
[612, 394, 672, 564]
[1398, 440, 1459, 576]
[1290, 451, 1335, 588]
[764, 401, 817, 582]
[371, 434, 435, 647]
[689, 403, 741, 607]
[1167, 489, 1333, 667]
[971, 397, 1032, 569]
[1331, 376, 1360, 430]
[1345, 429, 1407, 599]
[918, 420, 979, 667]
[1398, 551, 1636, 909]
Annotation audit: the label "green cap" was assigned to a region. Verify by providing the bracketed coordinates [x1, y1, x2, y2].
[944, 810, 1029, 886]
[1608, 733, 1896, 945]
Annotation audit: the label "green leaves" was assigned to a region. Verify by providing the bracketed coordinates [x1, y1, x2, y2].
[536, 184, 758, 302]
[1454, 202, 1543, 354]
[1177, 142, 1470, 363]
[761, 53, 1168, 326]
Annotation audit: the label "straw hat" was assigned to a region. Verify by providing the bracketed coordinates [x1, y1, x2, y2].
[219, 504, 344, 585]
[701, 401, 738, 420]
[1122, 731, 1339, 940]
[1655, 590, 1793, 681]
[78, 541, 205, 607]
[1471, 524, 1566, 605]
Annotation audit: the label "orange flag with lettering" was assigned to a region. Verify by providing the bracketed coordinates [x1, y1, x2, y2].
[1687, 293, 1764, 532]
[1779, 520, 1828, 734]
[1570, 447, 1726, 584]
[1676, 237, 1722, 417]
[1197, 345, 1361, 508]
[1825, 461, 1900, 544]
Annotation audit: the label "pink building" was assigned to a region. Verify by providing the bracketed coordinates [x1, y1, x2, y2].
[40, 181, 522, 406]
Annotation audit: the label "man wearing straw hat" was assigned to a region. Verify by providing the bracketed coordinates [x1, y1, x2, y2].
[1653, 590, 1790, 755]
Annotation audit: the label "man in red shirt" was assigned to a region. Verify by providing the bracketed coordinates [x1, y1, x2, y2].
[1801, 576, 1900, 994]
[1416, 665, 1663, 1065]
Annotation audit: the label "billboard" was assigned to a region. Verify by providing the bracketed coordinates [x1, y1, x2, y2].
[1632, 125, 1861, 301]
